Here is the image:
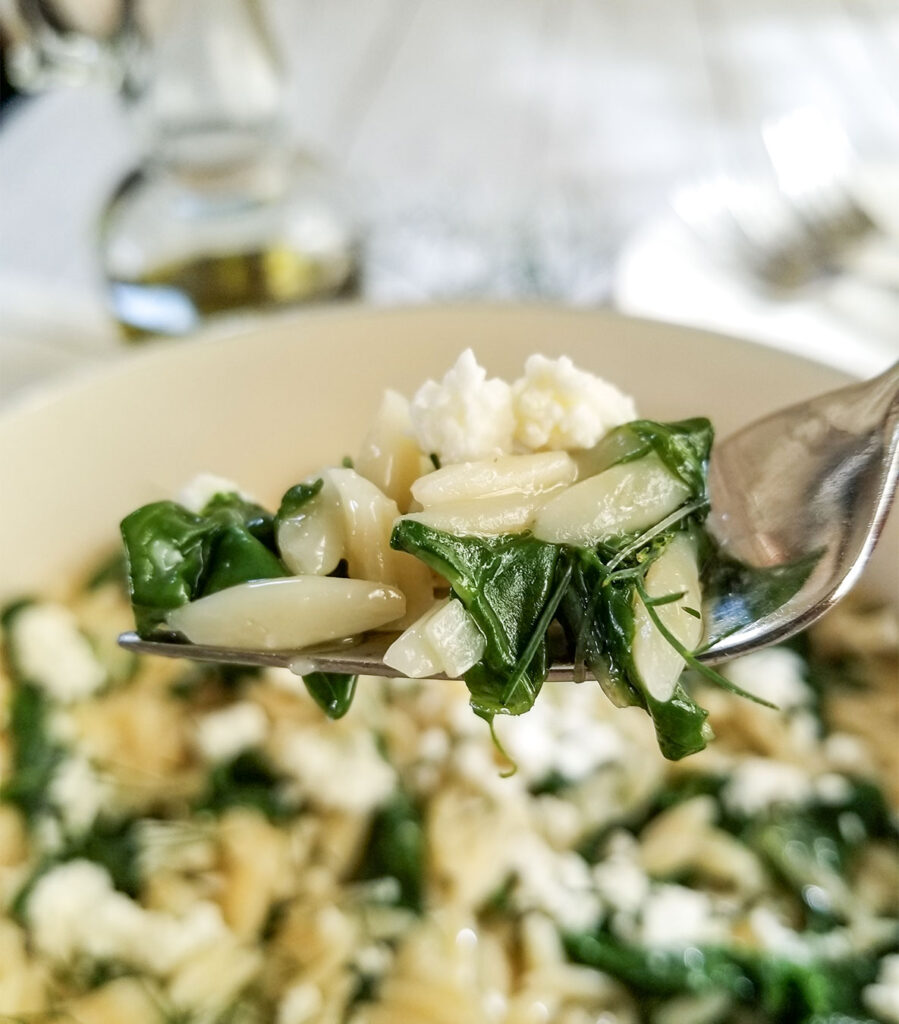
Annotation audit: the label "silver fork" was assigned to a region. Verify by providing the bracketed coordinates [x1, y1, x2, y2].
[673, 108, 878, 289]
[120, 362, 899, 675]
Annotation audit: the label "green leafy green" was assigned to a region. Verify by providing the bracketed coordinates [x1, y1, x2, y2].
[354, 791, 426, 912]
[121, 495, 286, 638]
[736, 779, 897, 929]
[275, 479, 323, 522]
[0, 682, 64, 823]
[701, 546, 821, 650]
[194, 751, 296, 822]
[200, 525, 285, 596]
[302, 673, 358, 719]
[391, 519, 713, 758]
[565, 928, 886, 1023]
[202, 491, 276, 546]
[12, 817, 143, 919]
[586, 418, 713, 498]
[84, 550, 129, 594]
[391, 522, 566, 718]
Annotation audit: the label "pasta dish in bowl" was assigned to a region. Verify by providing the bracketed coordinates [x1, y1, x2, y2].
[0, 307, 895, 1024]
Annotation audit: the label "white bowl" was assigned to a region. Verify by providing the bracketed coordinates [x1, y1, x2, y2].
[0, 305, 895, 607]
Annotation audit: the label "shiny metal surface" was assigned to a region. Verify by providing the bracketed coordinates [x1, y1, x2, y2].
[120, 363, 899, 675]
[701, 360, 899, 661]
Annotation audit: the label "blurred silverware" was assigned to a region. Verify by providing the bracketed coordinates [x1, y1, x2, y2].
[673, 108, 880, 289]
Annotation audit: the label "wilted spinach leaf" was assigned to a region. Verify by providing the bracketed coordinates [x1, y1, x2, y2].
[275, 478, 323, 522]
[354, 791, 425, 912]
[564, 928, 887, 1023]
[586, 418, 713, 499]
[391, 521, 567, 718]
[121, 495, 286, 638]
[0, 682, 64, 824]
[194, 751, 296, 822]
[303, 673, 358, 719]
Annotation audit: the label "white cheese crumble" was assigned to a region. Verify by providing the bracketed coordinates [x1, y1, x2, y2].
[724, 647, 811, 710]
[748, 907, 811, 960]
[409, 349, 515, 464]
[510, 834, 601, 932]
[865, 954, 899, 1024]
[638, 884, 723, 949]
[49, 756, 112, 834]
[195, 701, 269, 762]
[511, 354, 637, 451]
[12, 603, 105, 703]
[277, 729, 396, 813]
[495, 684, 626, 786]
[722, 757, 814, 817]
[27, 860, 226, 973]
[277, 982, 323, 1024]
[592, 833, 651, 918]
[177, 473, 251, 514]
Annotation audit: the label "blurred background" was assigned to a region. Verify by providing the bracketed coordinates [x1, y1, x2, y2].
[2, 0, 899, 399]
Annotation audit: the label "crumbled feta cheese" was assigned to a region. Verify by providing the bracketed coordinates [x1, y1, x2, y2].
[12, 603, 105, 703]
[495, 685, 626, 786]
[592, 832, 650, 917]
[512, 354, 637, 451]
[277, 982, 323, 1024]
[814, 772, 853, 805]
[510, 835, 600, 932]
[278, 729, 396, 813]
[748, 907, 811, 960]
[177, 473, 251, 514]
[49, 756, 111, 834]
[195, 701, 269, 762]
[353, 943, 393, 976]
[28, 860, 226, 973]
[824, 732, 873, 774]
[865, 954, 899, 1024]
[722, 757, 813, 817]
[410, 349, 515, 463]
[639, 884, 723, 949]
[724, 647, 811, 710]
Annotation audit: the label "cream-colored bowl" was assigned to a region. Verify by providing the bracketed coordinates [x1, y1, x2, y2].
[0, 305, 895, 609]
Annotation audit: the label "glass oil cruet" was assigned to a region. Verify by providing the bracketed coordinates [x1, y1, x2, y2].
[3, 0, 357, 338]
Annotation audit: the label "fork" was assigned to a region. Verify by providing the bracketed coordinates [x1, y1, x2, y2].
[673, 108, 879, 290]
[119, 362, 899, 675]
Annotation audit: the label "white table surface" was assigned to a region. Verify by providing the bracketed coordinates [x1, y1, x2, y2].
[3, 0, 899, 400]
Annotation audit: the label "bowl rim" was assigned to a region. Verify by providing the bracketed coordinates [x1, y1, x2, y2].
[0, 302, 856, 429]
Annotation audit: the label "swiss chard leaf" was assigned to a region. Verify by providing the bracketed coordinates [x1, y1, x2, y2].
[391, 521, 565, 717]
[302, 673, 358, 719]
